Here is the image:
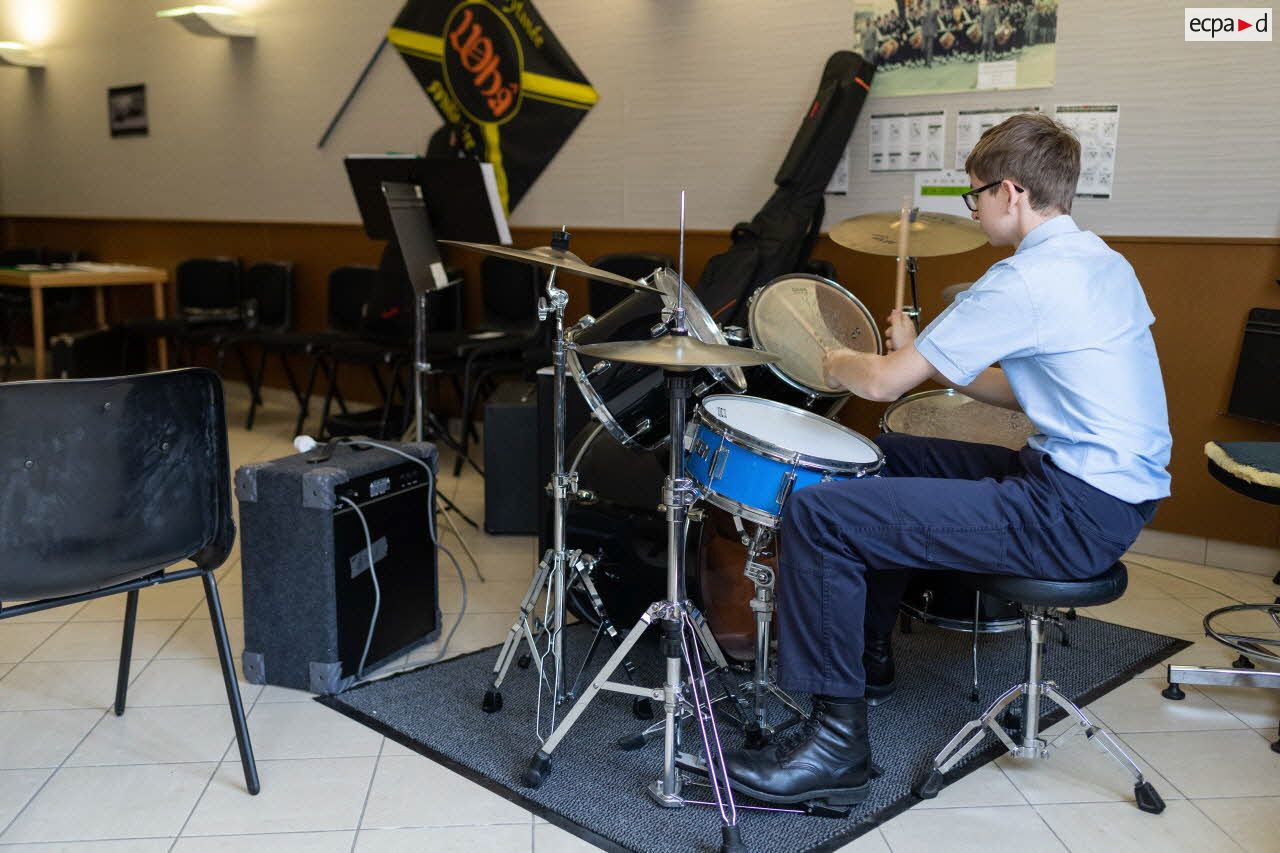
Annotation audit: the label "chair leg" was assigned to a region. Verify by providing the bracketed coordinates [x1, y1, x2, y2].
[114, 590, 139, 716]
[296, 356, 321, 436]
[203, 571, 260, 795]
[246, 346, 269, 430]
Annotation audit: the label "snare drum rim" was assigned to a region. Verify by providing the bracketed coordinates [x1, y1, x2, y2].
[694, 394, 885, 476]
[747, 274, 884, 398]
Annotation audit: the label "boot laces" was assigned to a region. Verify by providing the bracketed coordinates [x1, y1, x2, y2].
[775, 703, 827, 761]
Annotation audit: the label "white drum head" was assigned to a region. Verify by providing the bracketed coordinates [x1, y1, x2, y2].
[748, 275, 882, 394]
[883, 389, 1035, 450]
[702, 395, 881, 466]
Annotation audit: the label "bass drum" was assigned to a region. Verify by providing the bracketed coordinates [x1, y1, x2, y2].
[563, 425, 777, 666]
[563, 423, 701, 630]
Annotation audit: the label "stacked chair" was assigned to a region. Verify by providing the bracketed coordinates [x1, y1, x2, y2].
[120, 257, 242, 368]
[238, 264, 377, 433]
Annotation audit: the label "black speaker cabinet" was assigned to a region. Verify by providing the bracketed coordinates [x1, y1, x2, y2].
[483, 380, 539, 533]
[235, 441, 440, 693]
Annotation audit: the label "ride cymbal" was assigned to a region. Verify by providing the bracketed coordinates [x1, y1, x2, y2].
[576, 335, 780, 371]
[439, 240, 661, 292]
[829, 210, 987, 257]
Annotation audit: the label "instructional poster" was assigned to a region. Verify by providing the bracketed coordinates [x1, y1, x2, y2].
[853, 0, 1058, 98]
[869, 110, 946, 172]
[1055, 104, 1120, 198]
[954, 105, 1040, 169]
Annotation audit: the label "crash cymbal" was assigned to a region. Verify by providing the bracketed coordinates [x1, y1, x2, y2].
[830, 210, 987, 257]
[439, 240, 661, 292]
[576, 335, 780, 371]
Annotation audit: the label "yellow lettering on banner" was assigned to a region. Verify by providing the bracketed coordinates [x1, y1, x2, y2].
[501, 0, 545, 49]
[426, 79, 462, 124]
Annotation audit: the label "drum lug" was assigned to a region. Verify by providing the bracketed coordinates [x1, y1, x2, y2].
[586, 359, 612, 378]
[692, 381, 710, 397]
[689, 436, 710, 460]
[774, 470, 797, 509]
[710, 446, 730, 481]
[820, 472, 834, 483]
[623, 418, 652, 443]
[650, 321, 667, 338]
[570, 314, 596, 334]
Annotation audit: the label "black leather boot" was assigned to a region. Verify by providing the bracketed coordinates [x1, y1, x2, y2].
[723, 697, 872, 805]
[864, 631, 895, 705]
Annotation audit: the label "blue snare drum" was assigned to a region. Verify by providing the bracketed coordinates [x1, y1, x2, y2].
[684, 395, 884, 528]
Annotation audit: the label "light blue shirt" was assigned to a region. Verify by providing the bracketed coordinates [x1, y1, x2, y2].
[915, 215, 1172, 503]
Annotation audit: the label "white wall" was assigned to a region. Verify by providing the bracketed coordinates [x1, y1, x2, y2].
[1, 0, 1277, 236]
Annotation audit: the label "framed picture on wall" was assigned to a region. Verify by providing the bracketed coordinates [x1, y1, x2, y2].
[108, 84, 148, 137]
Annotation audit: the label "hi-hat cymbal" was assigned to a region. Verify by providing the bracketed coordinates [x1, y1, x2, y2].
[830, 211, 987, 257]
[576, 335, 780, 371]
[439, 240, 661, 292]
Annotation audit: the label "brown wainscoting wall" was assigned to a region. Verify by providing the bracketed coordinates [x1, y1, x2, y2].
[3, 215, 1278, 548]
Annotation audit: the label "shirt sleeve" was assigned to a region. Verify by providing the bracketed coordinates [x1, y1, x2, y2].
[915, 264, 1039, 386]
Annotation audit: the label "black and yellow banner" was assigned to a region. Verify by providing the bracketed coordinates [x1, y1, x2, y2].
[390, 0, 597, 212]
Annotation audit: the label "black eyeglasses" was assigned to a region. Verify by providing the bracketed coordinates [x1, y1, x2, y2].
[962, 180, 1024, 212]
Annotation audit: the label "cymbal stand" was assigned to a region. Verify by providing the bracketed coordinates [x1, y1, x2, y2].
[904, 255, 922, 332]
[522, 195, 747, 853]
[481, 229, 648, 739]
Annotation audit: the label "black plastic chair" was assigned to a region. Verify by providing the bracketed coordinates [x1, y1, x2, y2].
[121, 257, 242, 367]
[441, 255, 545, 473]
[0, 368, 259, 794]
[238, 264, 374, 433]
[586, 252, 673, 318]
[182, 261, 295, 412]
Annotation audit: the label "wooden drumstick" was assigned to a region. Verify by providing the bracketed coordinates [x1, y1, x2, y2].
[894, 193, 913, 314]
[779, 296, 831, 355]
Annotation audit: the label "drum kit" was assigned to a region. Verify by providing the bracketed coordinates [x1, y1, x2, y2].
[442, 194, 1001, 851]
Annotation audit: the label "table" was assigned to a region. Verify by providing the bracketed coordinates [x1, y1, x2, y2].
[0, 265, 169, 379]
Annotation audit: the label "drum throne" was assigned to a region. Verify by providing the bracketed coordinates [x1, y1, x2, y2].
[913, 562, 1167, 814]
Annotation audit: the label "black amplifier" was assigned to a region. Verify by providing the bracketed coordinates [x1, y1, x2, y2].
[235, 441, 440, 693]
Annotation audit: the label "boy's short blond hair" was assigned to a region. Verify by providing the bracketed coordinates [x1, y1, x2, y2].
[964, 113, 1081, 214]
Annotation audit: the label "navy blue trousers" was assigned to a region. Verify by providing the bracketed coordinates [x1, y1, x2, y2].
[774, 432, 1157, 698]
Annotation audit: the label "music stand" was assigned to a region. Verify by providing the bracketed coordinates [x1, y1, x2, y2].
[344, 155, 511, 245]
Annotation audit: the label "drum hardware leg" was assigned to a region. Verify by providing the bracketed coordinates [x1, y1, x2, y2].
[566, 555, 653, 719]
[484, 553, 555, 713]
[970, 591, 981, 702]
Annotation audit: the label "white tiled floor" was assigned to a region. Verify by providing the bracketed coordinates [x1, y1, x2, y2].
[3, 383, 1280, 852]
